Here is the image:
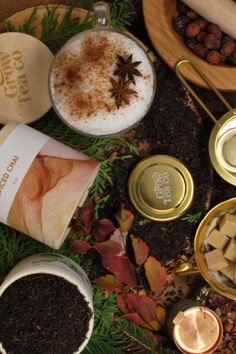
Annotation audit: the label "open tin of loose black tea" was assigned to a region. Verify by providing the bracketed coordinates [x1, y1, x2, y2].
[175, 59, 236, 186]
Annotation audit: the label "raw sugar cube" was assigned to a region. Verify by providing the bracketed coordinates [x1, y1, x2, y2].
[207, 229, 229, 249]
[205, 249, 229, 271]
[220, 262, 235, 282]
[224, 239, 236, 262]
[219, 214, 236, 238]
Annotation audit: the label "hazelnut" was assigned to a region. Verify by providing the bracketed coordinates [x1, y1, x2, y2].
[221, 41, 235, 56]
[185, 22, 201, 37]
[173, 15, 190, 35]
[196, 31, 207, 42]
[195, 18, 208, 30]
[206, 50, 221, 65]
[208, 24, 223, 40]
[186, 10, 199, 20]
[204, 33, 221, 50]
[192, 43, 208, 58]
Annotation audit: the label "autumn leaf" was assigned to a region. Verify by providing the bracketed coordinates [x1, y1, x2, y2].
[144, 256, 168, 293]
[123, 312, 144, 325]
[95, 240, 122, 256]
[126, 293, 156, 323]
[131, 235, 149, 265]
[94, 219, 116, 242]
[110, 229, 127, 256]
[102, 256, 137, 287]
[116, 207, 134, 232]
[93, 275, 122, 292]
[116, 294, 134, 314]
[71, 239, 92, 253]
[156, 306, 166, 327]
[81, 208, 94, 233]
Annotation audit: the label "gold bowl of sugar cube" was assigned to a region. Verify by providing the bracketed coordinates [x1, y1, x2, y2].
[195, 197, 236, 300]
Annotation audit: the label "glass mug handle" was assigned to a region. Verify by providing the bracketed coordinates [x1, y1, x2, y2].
[93, 1, 111, 28]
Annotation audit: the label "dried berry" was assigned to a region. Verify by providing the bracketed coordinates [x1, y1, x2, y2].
[208, 24, 223, 40]
[230, 50, 236, 65]
[173, 15, 190, 35]
[185, 37, 197, 49]
[176, 0, 189, 14]
[221, 41, 235, 56]
[204, 33, 221, 50]
[195, 18, 208, 30]
[222, 35, 234, 44]
[206, 50, 222, 65]
[196, 31, 207, 42]
[185, 22, 201, 37]
[192, 44, 208, 58]
[186, 10, 199, 20]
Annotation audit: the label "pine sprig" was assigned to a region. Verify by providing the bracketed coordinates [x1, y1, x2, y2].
[18, 7, 37, 36]
[181, 212, 202, 224]
[110, 0, 136, 30]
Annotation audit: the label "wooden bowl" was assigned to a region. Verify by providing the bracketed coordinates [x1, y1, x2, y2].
[143, 0, 236, 92]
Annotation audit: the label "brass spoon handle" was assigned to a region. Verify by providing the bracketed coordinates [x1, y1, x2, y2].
[175, 59, 232, 125]
[175, 262, 200, 276]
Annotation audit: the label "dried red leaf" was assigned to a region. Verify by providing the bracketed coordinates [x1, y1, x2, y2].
[71, 239, 92, 253]
[94, 219, 116, 242]
[116, 207, 134, 232]
[126, 293, 156, 323]
[95, 240, 122, 256]
[93, 275, 122, 292]
[110, 229, 126, 256]
[123, 312, 144, 325]
[144, 256, 168, 293]
[81, 208, 94, 233]
[102, 256, 137, 287]
[131, 235, 149, 265]
[116, 294, 134, 314]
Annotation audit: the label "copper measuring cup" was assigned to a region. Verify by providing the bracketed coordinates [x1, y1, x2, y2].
[175, 59, 236, 186]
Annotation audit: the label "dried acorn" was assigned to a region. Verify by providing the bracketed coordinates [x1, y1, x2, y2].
[185, 22, 201, 37]
[206, 50, 222, 65]
[204, 33, 221, 50]
[173, 15, 190, 35]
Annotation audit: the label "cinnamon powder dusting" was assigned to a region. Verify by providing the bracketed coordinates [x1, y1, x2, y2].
[52, 33, 135, 120]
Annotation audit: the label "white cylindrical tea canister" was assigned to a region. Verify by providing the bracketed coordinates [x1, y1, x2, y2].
[0, 253, 94, 354]
[0, 122, 100, 249]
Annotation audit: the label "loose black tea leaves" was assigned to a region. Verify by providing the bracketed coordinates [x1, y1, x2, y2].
[0, 274, 92, 354]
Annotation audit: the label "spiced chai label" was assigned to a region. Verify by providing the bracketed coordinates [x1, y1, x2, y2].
[0, 32, 53, 124]
[0, 123, 100, 249]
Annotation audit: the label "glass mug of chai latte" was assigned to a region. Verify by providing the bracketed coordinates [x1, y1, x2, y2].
[49, 2, 156, 137]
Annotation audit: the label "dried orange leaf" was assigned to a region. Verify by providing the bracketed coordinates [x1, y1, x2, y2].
[71, 240, 92, 253]
[131, 235, 149, 265]
[142, 319, 161, 331]
[93, 275, 122, 292]
[144, 256, 168, 293]
[116, 207, 134, 232]
[95, 240, 122, 256]
[156, 306, 166, 327]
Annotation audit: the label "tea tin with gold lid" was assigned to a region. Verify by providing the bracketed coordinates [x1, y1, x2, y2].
[172, 306, 223, 354]
[128, 155, 194, 221]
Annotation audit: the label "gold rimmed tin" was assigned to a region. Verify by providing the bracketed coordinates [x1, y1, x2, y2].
[175, 59, 236, 186]
[128, 155, 194, 221]
[173, 306, 223, 354]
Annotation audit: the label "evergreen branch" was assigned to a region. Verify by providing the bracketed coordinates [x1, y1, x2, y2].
[89, 159, 113, 198]
[181, 212, 202, 224]
[110, 0, 136, 30]
[94, 195, 110, 219]
[1, 20, 16, 32]
[18, 7, 37, 36]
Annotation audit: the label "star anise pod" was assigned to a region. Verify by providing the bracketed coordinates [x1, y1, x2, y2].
[109, 77, 137, 108]
[114, 54, 142, 84]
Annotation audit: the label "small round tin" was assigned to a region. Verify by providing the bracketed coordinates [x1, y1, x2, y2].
[209, 110, 236, 185]
[173, 306, 223, 354]
[128, 155, 194, 221]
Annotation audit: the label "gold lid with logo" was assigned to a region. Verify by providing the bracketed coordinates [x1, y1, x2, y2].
[128, 155, 194, 222]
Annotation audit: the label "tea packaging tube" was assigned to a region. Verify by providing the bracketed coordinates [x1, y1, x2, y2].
[0, 122, 100, 249]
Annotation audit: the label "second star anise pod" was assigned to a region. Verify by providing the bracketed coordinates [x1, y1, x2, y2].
[109, 77, 137, 108]
[114, 54, 142, 84]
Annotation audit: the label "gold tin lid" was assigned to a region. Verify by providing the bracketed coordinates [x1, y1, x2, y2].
[209, 110, 236, 186]
[173, 307, 223, 354]
[0, 32, 54, 124]
[128, 155, 194, 221]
